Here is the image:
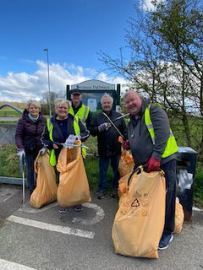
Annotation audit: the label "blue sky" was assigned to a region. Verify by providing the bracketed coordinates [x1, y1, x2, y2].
[0, 0, 154, 101]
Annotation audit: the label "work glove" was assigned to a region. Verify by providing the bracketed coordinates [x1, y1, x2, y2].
[147, 157, 161, 172]
[39, 147, 47, 156]
[17, 149, 25, 160]
[122, 140, 130, 150]
[98, 122, 111, 132]
[75, 135, 81, 141]
[64, 135, 78, 148]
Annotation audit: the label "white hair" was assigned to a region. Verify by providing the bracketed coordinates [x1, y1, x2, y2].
[54, 99, 69, 109]
[100, 93, 113, 105]
[26, 100, 41, 109]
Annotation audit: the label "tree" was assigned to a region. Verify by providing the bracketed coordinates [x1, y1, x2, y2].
[100, 0, 203, 156]
[41, 91, 58, 115]
[151, 0, 203, 153]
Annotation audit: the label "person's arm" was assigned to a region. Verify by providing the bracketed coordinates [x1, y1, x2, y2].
[78, 119, 90, 142]
[89, 113, 99, 136]
[15, 119, 24, 150]
[120, 117, 128, 140]
[86, 110, 94, 131]
[150, 105, 170, 160]
[41, 125, 54, 149]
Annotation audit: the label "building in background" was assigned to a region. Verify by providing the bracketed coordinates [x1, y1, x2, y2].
[66, 79, 121, 112]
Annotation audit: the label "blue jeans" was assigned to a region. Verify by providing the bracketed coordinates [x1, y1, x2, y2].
[161, 159, 177, 235]
[98, 155, 120, 192]
[25, 152, 38, 193]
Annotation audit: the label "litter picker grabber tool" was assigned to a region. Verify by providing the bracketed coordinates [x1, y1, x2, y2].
[113, 113, 130, 122]
[55, 135, 88, 150]
[19, 153, 26, 204]
[102, 112, 124, 137]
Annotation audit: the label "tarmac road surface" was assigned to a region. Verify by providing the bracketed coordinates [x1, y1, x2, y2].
[0, 184, 203, 270]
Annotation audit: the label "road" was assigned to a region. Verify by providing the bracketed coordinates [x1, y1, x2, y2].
[0, 184, 203, 270]
[0, 117, 19, 122]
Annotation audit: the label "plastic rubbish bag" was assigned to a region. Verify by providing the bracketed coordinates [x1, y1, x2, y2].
[112, 167, 165, 259]
[57, 141, 91, 207]
[30, 152, 57, 208]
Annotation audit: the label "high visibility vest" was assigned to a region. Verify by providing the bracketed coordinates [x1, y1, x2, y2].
[69, 104, 90, 123]
[144, 105, 178, 158]
[46, 117, 80, 166]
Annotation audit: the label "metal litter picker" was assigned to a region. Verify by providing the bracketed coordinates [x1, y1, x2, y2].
[19, 152, 26, 204]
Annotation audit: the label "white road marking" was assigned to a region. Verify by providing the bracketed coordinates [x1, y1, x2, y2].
[18, 202, 105, 225]
[18, 202, 58, 214]
[0, 258, 37, 270]
[193, 206, 203, 212]
[72, 202, 105, 225]
[7, 215, 95, 239]
[0, 188, 17, 203]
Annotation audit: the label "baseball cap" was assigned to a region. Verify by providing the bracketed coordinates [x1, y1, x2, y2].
[71, 89, 81, 95]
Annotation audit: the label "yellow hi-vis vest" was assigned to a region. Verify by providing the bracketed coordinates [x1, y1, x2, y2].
[46, 117, 80, 166]
[144, 105, 178, 158]
[68, 104, 90, 123]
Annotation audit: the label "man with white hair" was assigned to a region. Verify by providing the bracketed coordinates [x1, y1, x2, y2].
[90, 93, 127, 199]
[123, 89, 178, 250]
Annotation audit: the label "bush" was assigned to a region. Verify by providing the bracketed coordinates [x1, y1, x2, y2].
[0, 144, 21, 177]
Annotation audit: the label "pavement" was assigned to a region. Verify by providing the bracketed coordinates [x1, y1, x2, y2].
[0, 183, 203, 270]
[0, 116, 19, 121]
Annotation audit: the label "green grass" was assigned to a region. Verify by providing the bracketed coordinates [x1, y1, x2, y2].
[193, 164, 203, 207]
[0, 144, 21, 177]
[0, 120, 18, 124]
[0, 136, 202, 204]
[169, 113, 203, 153]
[0, 110, 21, 117]
[0, 139, 114, 192]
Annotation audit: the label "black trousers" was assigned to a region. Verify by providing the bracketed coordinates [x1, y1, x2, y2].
[161, 159, 177, 235]
[25, 151, 38, 193]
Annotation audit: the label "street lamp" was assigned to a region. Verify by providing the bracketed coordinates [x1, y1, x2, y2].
[43, 48, 52, 117]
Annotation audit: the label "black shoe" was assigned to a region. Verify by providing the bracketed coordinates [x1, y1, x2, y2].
[111, 190, 118, 199]
[58, 208, 68, 214]
[158, 234, 173, 250]
[73, 205, 83, 212]
[97, 191, 105, 200]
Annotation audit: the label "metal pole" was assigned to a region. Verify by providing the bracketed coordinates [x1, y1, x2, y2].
[44, 48, 52, 117]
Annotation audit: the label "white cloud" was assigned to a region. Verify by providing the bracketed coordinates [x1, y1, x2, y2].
[140, 0, 164, 12]
[0, 61, 128, 102]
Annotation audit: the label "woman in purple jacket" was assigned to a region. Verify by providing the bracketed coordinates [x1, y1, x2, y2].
[15, 100, 45, 194]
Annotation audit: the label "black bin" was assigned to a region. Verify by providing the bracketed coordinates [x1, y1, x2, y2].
[176, 147, 198, 221]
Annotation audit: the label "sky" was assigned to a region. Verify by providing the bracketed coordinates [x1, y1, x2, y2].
[0, 0, 157, 101]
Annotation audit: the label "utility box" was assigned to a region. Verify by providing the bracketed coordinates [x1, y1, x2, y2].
[176, 147, 198, 221]
[66, 79, 121, 112]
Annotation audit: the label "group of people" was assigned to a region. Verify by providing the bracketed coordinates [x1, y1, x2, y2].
[15, 88, 178, 250]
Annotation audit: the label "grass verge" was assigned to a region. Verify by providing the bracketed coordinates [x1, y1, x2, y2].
[0, 143, 202, 206]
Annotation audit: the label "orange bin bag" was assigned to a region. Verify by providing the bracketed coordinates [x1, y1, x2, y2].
[56, 142, 91, 207]
[112, 167, 166, 259]
[118, 149, 134, 177]
[118, 173, 131, 199]
[30, 152, 57, 208]
[174, 198, 184, 234]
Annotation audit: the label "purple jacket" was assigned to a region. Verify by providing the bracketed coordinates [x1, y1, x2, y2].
[15, 109, 45, 153]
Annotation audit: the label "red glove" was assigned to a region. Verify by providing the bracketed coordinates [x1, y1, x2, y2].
[147, 157, 160, 172]
[122, 140, 130, 150]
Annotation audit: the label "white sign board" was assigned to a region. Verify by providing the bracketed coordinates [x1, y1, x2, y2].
[71, 79, 115, 90]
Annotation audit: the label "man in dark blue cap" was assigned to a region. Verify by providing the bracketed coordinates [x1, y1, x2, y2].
[68, 89, 92, 130]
